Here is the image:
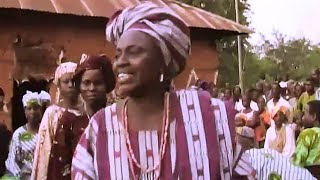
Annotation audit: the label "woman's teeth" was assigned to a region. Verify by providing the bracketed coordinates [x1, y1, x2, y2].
[118, 73, 131, 81]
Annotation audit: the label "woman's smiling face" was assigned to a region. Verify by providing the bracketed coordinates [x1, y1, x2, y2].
[113, 30, 164, 97]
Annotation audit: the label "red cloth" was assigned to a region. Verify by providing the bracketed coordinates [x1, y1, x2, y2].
[47, 111, 88, 180]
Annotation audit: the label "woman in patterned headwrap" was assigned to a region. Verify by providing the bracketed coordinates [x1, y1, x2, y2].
[31, 62, 80, 180]
[72, 2, 254, 180]
[44, 55, 115, 180]
[4, 91, 49, 179]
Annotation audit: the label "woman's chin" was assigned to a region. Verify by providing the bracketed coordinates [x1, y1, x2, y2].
[117, 85, 145, 98]
[117, 86, 134, 98]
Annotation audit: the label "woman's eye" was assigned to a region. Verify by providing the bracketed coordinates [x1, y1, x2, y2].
[82, 80, 90, 86]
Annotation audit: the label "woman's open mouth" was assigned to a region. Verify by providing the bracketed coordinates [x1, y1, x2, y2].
[118, 73, 134, 84]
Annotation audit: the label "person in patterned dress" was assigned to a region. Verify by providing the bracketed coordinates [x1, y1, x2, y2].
[4, 91, 50, 179]
[45, 55, 116, 180]
[292, 100, 320, 167]
[31, 62, 80, 180]
[72, 2, 255, 180]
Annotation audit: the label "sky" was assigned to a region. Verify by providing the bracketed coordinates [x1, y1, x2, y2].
[247, 0, 320, 46]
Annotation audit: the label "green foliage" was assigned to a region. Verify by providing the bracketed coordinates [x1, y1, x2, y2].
[178, 0, 251, 88]
[178, 0, 320, 89]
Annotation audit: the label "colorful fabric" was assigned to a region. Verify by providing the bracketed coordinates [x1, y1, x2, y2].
[291, 127, 320, 167]
[31, 105, 81, 180]
[47, 111, 89, 180]
[254, 125, 266, 142]
[223, 99, 237, 143]
[72, 90, 217, 179]
[106, 2, 191, 77]
[260, 110, 271, 125]
[211, 98, 234, 179]
[267, 97, 291, 120]
[73, 55, 115, 93]
[5, 125, 37, 179]
[72, 90, 254, 180]
[297, 92, 316, 112]
[247, 148, 316, 180]
[237, 126, 255, 138]
[264, 125, 296, 158]
[53, 62, 77, 85]
[0, 174, 19, 180]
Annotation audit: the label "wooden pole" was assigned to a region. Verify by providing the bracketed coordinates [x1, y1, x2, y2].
[235, 0, 244, 91]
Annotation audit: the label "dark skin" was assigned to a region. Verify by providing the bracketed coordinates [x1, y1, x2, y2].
[271, 83, 281, 103]
[244, 95, 259, 128]
[263, 82, 272, 100]
[0, 95, 4, 111]
[251, 90, 261, 103]
[24, 104, 43, 134]
[235, 95, 257, 128]
[233, 87, 241, 102]
[57, 73, 79, 109]
[273, 111, 286, 130]
[255, 96, 269, 128]
[210, 86, 219, 98]
[257, 96, 266, 114]
[302, 104, 320, 128]
[242, 95, 252, 113]
[80, 69, 107, 117]
[224, 89, 232, 101]
[304, 80, 315, 96]
[295, 84, 304, 98]
[114, 31, 171, 131]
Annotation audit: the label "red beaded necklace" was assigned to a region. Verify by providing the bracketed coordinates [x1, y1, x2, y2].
[122, 93, 170, 179]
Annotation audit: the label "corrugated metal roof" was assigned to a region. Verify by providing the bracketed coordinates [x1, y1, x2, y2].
[0, 0, 252, 34]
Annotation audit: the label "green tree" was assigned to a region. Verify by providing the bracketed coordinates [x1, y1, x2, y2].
[178, 0, 252, 88]
[261, 32, 320, 81]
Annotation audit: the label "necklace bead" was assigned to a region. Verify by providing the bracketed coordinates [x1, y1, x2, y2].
[122, 93, 170, 179]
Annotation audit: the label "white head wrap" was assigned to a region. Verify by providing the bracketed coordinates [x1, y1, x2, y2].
[39, 91, 51, 104]
[53, 62, 77, 85]
[22, 91, 41, 107]
[22, 91, 52, 107]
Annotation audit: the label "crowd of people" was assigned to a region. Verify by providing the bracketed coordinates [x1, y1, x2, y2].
[0, 2, 319, 180]
[192, 69, 320, 179]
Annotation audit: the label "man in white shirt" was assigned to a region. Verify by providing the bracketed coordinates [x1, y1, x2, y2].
[267, 83, 291, 118]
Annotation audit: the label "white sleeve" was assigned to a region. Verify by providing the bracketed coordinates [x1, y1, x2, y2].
[5, 134, 21, 177]
[282, 126, 296, 158]
[264, 129, 272, 149]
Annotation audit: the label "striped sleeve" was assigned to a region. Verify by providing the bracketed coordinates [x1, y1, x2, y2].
[5, 131, 22, 177]
[71, 116, 99, 180]
[247, 148, 316, 179]
[233, 143, 256, 178]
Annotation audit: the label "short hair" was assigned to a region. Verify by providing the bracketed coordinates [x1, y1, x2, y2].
[232, 86, 242, 94]
[307, 100, 320, 122]
[305, 77, 315, 85]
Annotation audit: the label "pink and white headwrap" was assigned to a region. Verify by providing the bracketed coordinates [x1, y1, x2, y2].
[53, 62, 77, 85]
[53, 62, 77, 103]
[106, 2, 191, 77]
